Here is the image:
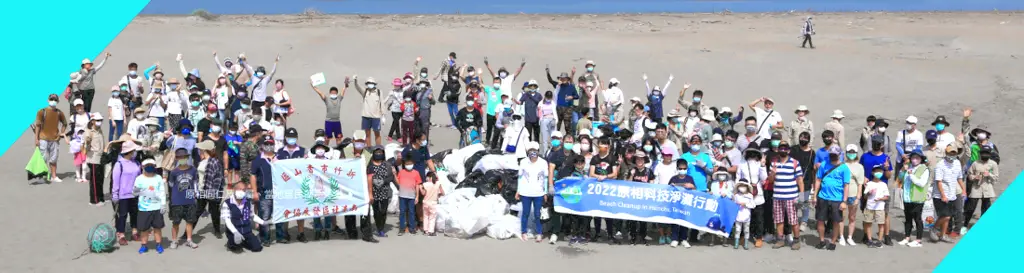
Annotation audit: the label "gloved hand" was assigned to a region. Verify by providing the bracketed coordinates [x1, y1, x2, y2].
[233, 233, 243, 243]
[160, 206, 168, 215]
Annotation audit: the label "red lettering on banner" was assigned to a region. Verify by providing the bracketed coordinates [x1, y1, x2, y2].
[341, 205, 349, 212]
[293, 168, 302, 176]
[334, 167, 343, 175]
[284, 210, 292, 218]
[333, 205, 340, 214]
[280, 173, 292, 182]
[313, 206, 321, 216]
[302, 208, 310, 216]
[307, 164, 315, 173]
[347, 170, 356, 179]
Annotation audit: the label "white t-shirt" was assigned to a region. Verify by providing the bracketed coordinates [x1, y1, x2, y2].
[602, 87, 624, 107]
[517, 158, 549, 197]
[146, 93, 167, 117]
[108, 98, 125, 121]
[125, 118, 146, 137]
[272, 125, 285, 151]
[652, 163, 677, 185]
[753, 107, 783, 140]
[165, 91, 185, 115]
[864, 181, 890, 210]
[272, 90, 290, 114]
[936, 131, 956, 151]
[215, 86, 231, 110]
[895, 129, 925, 153]
[119, 75, 144, 97]
[499, 74, 516, 98]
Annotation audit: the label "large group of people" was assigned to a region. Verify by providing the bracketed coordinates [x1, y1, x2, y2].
[33, 50, 1002, 254]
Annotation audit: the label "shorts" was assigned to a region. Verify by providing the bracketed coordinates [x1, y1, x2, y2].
[933, 198, 954, 218]
[169, 204, 199, 224]
[228, 156, 240, 170]
[361, 117, 381, 131]
[137, 210, 166, 231]
[39, 139, 59, 164]
[815, 200, 843, 222]
[324, 121, 343, 138]
[772, 199, 798, 225]
[863, 209, 885, 224]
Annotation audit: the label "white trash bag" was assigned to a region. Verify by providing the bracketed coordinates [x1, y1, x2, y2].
[387, 184, 400, 214]
[486, 215, 522, 240]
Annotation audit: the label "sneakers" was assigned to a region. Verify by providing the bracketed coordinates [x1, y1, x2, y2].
[826, 242, 837, 251]
[838, 236, 847, 246]
[791, 241, 801, 250]
[536, 234, 544, 243]
[959, 227, 968, 236]
[773, 240, 786, 249]
[883, 235, 894, 246]
[50, 176, 63, 183]
[898, 238, 911, 246]
[940, 236, 955, 243]
[908, 240, 923, 248]
[846, 237, 858, 247]
[170, 241, 179, 249]
[799, 222, 808, 232]
[681, 241, 692, 248]
[670, 240, 679, 248]
[155, 244, 164, 254]
[549, 234, 558, 244]
[296, 233, 308, 243]
[659, 236, 669, 245]
[185, 240, 199, 249]
[815, 241, 827, 250]
[754, 239, 764, 248]
[520, 234, 528, 241]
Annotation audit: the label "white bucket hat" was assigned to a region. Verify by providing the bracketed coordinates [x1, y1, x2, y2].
[831, 109, 845, 119]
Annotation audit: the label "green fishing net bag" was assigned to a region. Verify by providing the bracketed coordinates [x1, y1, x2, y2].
[87, 223, 116, 253]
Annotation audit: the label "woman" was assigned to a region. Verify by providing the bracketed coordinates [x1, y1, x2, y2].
[898, 151, 929, 247]
[84, 113, 106, 205]
[112, 139, 143, 245]
[271, 79, 292, 127]
[367, 146, 397, 237]
[164, 78, 187, 128]
[640, 138, 661, 166]
[214, 74, 235, 121]
[667, 109, 685, 148]
[139, 118, 165, 173]
[538, 91, 558, 153]
[386, 78, 404, 142]
[517, 142, 548, 242]
[197, 140, 226, 238]
[70, 99, 91, 136]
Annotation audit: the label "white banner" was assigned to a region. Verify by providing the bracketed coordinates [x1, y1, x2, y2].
[271, 158, 369, 223]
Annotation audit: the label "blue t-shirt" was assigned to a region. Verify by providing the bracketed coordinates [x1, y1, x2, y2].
[859, 152, 892, 183]
[814, 147, 831, 166]
[556, 84, 578, 107]
[168, 167, 198, 206]
[815, 162, 851, 202]
[250, 157, 274, 197]
[648, 91, 665, 119]
[680, 152, 714, 192]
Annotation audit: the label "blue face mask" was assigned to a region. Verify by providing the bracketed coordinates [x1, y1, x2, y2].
[181, 128, 191, 135]
[144, 165, 156, 173]
[169, 84, 178, 90]
[586, 67, 594, 72]
[551, 139, 561, 148]
[873, 172, 883, 179]
[563, 143, 574, 150]
[255, 72, 265, 78]
[935, 124, 946, 131]
[691, 145, 701, 152]
[286, 138, 297, 146]
[693, 97, 702, 103]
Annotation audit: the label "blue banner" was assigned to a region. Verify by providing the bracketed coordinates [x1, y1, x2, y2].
[553, 177, 740, 236]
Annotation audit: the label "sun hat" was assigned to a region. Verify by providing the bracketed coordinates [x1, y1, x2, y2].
[667, 109, 682, 118]
[578, 129, 592, 137]
[120, 140, 139, 154]
[196, 140, 216, 151]
[906, 115, 918, 124]
[944, 145, 957, 155]
[720, 107, 733, 114]
[551, 131, 564, 139]
[701, 111, 715, 122]
[392, 78, 403, 86]
[931, 115, 950, 126]
[141, 159, 157, 166]
[711, 133, 723, 142]
[525, 141, 540, 151]
[585, 60, 595, 66]
[82, 58, 92, 65]
[143, 118, 160, 127]
[831, 109, 845, 119]
[133, 107, 147, 114]
[73, 99, 84, 106]
[794, 105, 809, 114]
[90, 112, 103, 121]
[609, 78, 620, 85]
[366, 77, 377, 84]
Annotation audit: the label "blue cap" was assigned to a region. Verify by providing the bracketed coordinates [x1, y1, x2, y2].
[522, 82, 530, 88]
[925, 129, 938, 140]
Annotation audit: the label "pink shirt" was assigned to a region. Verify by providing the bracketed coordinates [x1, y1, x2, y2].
[396, 169, 422, 199]
[421, 181, 443, 204]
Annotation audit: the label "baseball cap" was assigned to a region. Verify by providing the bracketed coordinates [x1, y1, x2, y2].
[925, 130, 938, 140]
[352, 130, 367, 141]
[314, 129, 326, 137]
[285, 128, 298, 138]
[260, 135, 275, 146]
[551, 131, 563, 139]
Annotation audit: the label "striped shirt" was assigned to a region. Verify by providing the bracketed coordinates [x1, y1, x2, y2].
[771, 157, 804, 200]
[932, 159, 963, 200]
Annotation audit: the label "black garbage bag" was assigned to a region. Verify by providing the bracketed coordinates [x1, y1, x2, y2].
[431, 149, 453, 168]
[463, 149, 503, 173]
[455, 170, 486, 195]
[479, 170, 505, 197]
[496, 169, 519, 204]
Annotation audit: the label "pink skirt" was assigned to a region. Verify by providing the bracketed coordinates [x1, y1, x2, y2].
[73, 152, 87, 166]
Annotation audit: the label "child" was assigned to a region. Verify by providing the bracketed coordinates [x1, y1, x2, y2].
[225, 123, 243, 184]
[223, 182, 266, 252]
[167, 149, 199, 249]
[626, 151, 654, 245]
[70, 129, 86, 183]
[708, 169, 734, 246]
[133, 159, 167, 254]
[271, 113, 286, 151]
[399, 95, 418, 146]
[566, 157, 591, 246]
[108, 85, 127, 141]
[396, 157, 422, 235]
[863, 165, 890, 248]
[419, 172, 444, 236]
[668, 159, 696, 248]
[733, 179, 756, 250]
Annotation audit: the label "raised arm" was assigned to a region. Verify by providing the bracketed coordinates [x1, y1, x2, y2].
[663, 74, 675, 92]
[311, 81, 326, 101]
[176, 54, 189, 78]
[213, 52, 228, 73]
[352, 75, 366, 97]
[643, 74, 651, 95]
[545, 66, 557, 88]
[143, 64, 157, 81]
[93, 52, 111, 72]
[513, 58, 526, 80]
[268, 55, 280, 79]
[484, 57, 496, 78]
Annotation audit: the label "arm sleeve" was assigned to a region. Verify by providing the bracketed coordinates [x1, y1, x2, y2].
[222, 202, 241, 234]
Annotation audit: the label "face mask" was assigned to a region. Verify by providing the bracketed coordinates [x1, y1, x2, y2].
[528, 151, 539, 158]
[182, 128, 192, 135]
[980, 155, 991, 161]
[143, 165, 156, 173]
[211, 126, 222, 133]
[191, 101, 201, 107]
[315, 149, 325, 156]
[586, 67, 594, 72]
[329, 94, 339, 100]
[169, 84, 178, 90]
[878, 127, 887, 133]
[829, 154, 840, 162]
[846, 153, 857, 160]
[678, 169, 688, 176]
[771, 140, 781, 147]
[778, 151, 789, 157]
[203, 96, 212, 101]
[977, 133, 987, 140]
[799, 139, 810, 146]
[255, 72, 265, 78]
[209, 112, 218, 118]
[112, 92, 120, 98]
[241, 104, 250, 110]
[418, 84, 427, 89]
[689, 112, 697, 117]
[228, 130, 237, 136]
[563, 143, 574, 150]
[316, 137, 325, 143]
[647, 131, 656, 138]
[690, 145, 701, 152]
[286, 138, 297, 146]
[936, 124, 946, 131]
[724, 141, 734, 148]
[945, 156, 955, 162]
[738, 187, 748, 193]
[93, 121, 102, 127]
[262, 145, 275, 152]
[643, 145, 653, 152]
[466, 101, 474, 107]
[271, 121, 281, 126]
[420, 140, 428, 146]
[905, 158, 920, 166]
[551, 139, 562, 147]
[823, 139, 833, 145]
[745, 125, 757, 133]
[234, 190, 247, 200]
[120, 87, 128, 92]
[128, 71, 137, 76]
[580, 145, 591, 152]
[798, 116, 806, 121]
[373, 154, 385, 161]
[366, 83, 379, 89]
[711, 142, 722, 148]
[469, 72, 476, 76]
[493, 83, 501, 89]
[420, 73, 428, 78]
[693, 97, 702, 103]
[404, 164, 414, 170]
[499, 73, 508, 78]
[354, 143, 366, 150]
[135, 114, 145, 120]
[48, 100, 58, 107]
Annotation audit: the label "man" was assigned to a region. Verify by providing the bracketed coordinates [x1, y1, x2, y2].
[676, 84, 708, 117]
[311, 79, 348, 146]
[484, 57, 526, 98]
[681, 135, 714, 192]
[736, 116, 760, 152]
[589, 137, 620, 243]
[654, 123, 679, 158]
[546, 68, 578, 135]
[118, 62, 146, 112]
[518, 80, 543, 141]
[77, 53, 112, 112]
[196, 104, 222, 142]
[770, 141, 804, 250]
[790, 105, 813, 146]
[801, 16, 815, 49]
[353, 76, 386, 147]
[546, 131, 573, 244]
[788, 132, 817, 231]
[402, 132, 436, 180]
[814, 130, 840, 169]
[824, 110, 846, 149]
[456, 96, 483, 147]
[414, 79, 435, 144]
[811, 145, 851, 251]
[340, 131, 378, 243]
[932, 145, 965, 243]
[894, 116, 925, 171]
[931, 115, 956, 151]
[718, 130, 743, 176]
[859, 116, 878, 152]
[717, 106, 745, 132]
[581, 60, 601, 90]
[433, 52, 459, 80]
[240, 54, 279, 121]
[250, 135, 278, 247]
[35, 94, 68, 183]
[859, 135, 894, 245]
[276, 128, 308, 243]
[484, 76, 504, 147]
[748, 97, 784, 141]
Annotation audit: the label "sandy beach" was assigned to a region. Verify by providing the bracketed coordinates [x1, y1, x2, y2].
[2, 12, 1023, 273]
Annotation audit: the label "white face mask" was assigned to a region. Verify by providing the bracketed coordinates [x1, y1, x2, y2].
[367, 84, 377, 89]
[878, 127, 887, 133]
[234, 190, 246, 199]
[329, 94, 339, 99]
[315, 149, 325, 156]
[738, 187, 748, 193]
[977, 133, 987, 140]
[135, 114, 145, 120]
[404, 164, 414, 170]
[94, 121, 102, 127]
[493, 83, 501, 89]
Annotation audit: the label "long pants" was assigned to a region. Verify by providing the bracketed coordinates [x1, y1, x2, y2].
[115, 198, 139, 233]
[903, 202, 925, 240]
[82, 89, 96, 113]
[525, 122, 540, 142]
[423, 201, 438, 233]
[401, 120, 416, 145]
[733, 222, 751, 240]
[87, 163, 105, 204]
[761, 190, 776, 237]
[258, 199, 286, 241]
[372, 199, 389, 232]
[313, 217, 333, 232]
[520, 196, 543, 235]
[556, 106, 575, 136]
[670, 225, 690, 242]
[197, 199, 222, 232]
[108, 120, 124, 142]
[418, 112, 431, 142]
[398, 197, 417, 231]
[388, 112, 402, 139]
[344, 215, 360, 239]
[226, 230, 263, 252]
[569, 215, 590, 237]
[486, 115, 499, 147]
[593, 217, 619, 238]
[952, 194, 965, 232]
[964, 197, 992, 228]
[446, 103, 459, 127]
[751, 204, 766, 239]
[627, 221, 648, 240]
[539, 117, 556, 153]
[547, 206, 563, 236]
[802, 34, 814, 48]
